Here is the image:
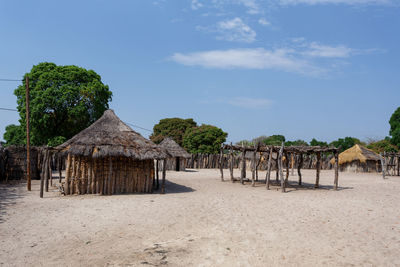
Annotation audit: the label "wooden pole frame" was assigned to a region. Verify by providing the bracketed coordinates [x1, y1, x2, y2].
[219, 145, 224, 182]
[25, 76, 31, 191]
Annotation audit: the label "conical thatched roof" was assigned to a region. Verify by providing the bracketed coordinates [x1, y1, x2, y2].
[331, 144, 380, 165]
[56, 110, 167, 159]
[159, 137, 191, 158]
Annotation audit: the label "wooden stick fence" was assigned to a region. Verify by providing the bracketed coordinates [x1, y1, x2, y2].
[380, 152, 400, 179]
[220, 144, 340, 193]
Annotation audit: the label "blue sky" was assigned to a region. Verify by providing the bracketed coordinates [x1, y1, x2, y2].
[0, 0, 399, 144]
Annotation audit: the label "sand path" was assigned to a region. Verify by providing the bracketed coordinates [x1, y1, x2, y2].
[1, 169, 400, 266]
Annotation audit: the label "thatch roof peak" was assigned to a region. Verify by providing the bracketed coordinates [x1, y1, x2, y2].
[332, 144, 380, 165]
[159, 137, 191, 158]
[56, 109, 167, 159]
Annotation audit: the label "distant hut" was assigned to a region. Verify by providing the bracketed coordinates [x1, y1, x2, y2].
[159, 137, 191, 171]
[56, 110, 167, 195]
[331, 144, 381, 172]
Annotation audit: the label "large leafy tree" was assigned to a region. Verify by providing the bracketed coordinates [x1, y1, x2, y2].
[182, 124, 227, 154]
[329, 137, 362, 152]
[262, 135, 286, 146]
[310, 138, 328, 147]
[389, 107, 400, 147]
[4, 62, 112, 146]
[285, 139, 308, 146]
[150, 118, 197, 146]
[3, 124, 25, 146]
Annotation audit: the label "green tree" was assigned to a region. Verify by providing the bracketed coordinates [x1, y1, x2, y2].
[262, 135, 285, 146]
[182, 124, 228, 154]
[389, 107, 400, 147]
[4, 62, 112, 146]
[285, 139, 308, 146]
[310, 138, 328, 147]
[3, 124, 25, 146]
[367, 137, 398, 153]
[150, 118, 197, 146]
[329, 137, 362, 152]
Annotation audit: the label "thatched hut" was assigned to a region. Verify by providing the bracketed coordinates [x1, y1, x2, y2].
[159, 137, 191, 171]
[331, 144, 381, 172]
[56, 110, 167, 195]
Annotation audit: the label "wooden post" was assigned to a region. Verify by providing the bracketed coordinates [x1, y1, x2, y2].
[334, 152, 339, 190]
[397, 155, 400, 177]
[297, 154, 303, 185]
[240, 146, 246, 184]
[251, 144, 257, 187]
[229, 142, 234, 182]
[108, 157, 113, 195]
[44, 150, 49, 192]
[291, 153, 295, 176]
[161, 158, 166, 194]
[256, 152, 261, 181]
[266, 147, 273, 190]
[25, 76, 31, 191]
[285, 153, 289, 183]
[49, 151, 53, 186]
[315, 152, 321, 188]
[278, 143, 285, 193]
[275, 159, 279, 182]
[58, 155, 62, 183]
[219, 146, 224, 181]
[65, 154, 71, 195]
[380, 153, 386, 179]
[39, 152, 45, 198]
[156, 159, 159, 190]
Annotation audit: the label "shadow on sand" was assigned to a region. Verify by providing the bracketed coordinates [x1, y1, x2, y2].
[232, 178, 353, 193]
[154, 180, 195, 194]
[0, 182, 26, 224]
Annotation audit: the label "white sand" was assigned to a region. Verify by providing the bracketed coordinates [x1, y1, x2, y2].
[1, 169, 400, 266]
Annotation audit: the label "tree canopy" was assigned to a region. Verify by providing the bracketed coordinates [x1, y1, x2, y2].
[285, 139, 308, 146]
[262, 135, 285, 146]
[3, 124, 25, 146]
[329, 137, 362, 152]
[310, 138, 328, 147]
[150, 118, 197, 146]
[3, 62, 112, 146]
[389, 107, 400, 147]
[367, 137, 398, 153]
[182, 124, 227, 154]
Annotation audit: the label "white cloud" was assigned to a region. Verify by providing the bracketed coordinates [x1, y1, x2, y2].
[170, 48, 323, 75]
[191, 0, 203, 10]
[238, 0, 261, 14]
[304, 42, 354, 58]
[228, 97, 273, 109]
[279, 0, 393, 5]
[258, 18, 271, 26]
[216, 17, 256, 43]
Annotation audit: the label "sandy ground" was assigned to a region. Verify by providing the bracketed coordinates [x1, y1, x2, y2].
[1, 169, 400, 267]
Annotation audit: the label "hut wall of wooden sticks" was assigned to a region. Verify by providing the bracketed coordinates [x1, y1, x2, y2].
[380, 152, 400, 179]
[63, 155, 155, 195]
[219, 143, 340, 193]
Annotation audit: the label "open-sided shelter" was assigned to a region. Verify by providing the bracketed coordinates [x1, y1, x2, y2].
[56, 110, 167, 195]
[331, 144, 380, 172]
[159, 137, 191, 171]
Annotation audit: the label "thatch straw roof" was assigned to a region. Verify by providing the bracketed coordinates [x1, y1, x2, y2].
[159, 137, 191, 158]
[56, 110, 167, 159]
[331, 144, 380, 165]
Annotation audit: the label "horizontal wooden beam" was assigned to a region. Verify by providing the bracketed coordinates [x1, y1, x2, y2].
[222, 144, 339, 154]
